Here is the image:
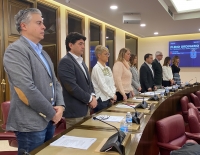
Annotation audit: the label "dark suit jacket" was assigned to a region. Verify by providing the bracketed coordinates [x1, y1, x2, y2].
[152, 59, 162, 85]
[140, 63, 155, 92]
[58, 53, 95, 118]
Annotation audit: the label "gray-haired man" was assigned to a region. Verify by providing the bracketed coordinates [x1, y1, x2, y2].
[3, 8, 65, 153]
[152, 51, 163, 88]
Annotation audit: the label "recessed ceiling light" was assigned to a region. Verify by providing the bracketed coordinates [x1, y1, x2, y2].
[199, 29, 200, 31]
[154, 32, 159, 35]
[110, 5, 118, 10]
[106, 36, 109, 39]
[140, 24, 146, 27]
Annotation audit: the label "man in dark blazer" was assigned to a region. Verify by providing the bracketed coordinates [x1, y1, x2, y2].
[58, 32, 97, 129]
[140, 54, 157, 92]
[3, 8, 65, 153]
[152, 51, 163, 88]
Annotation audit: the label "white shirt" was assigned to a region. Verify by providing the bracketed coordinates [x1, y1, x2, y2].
[69, 52, 87, 78]
[145, 62, 154, 77]
[162, 65, 173, 81]
[91, 62, 116, 101]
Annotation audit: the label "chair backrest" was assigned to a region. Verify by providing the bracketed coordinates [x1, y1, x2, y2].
[156, 114, 187, 147]
[180, 96, 190, 122]
[1, 101, 10, 130]
[190, 93, 200, 107]
[188, 108, 200, 133]
[195, 91, 200, 101]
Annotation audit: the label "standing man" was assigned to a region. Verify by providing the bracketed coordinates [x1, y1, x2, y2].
[140, 53, 157, 92]
[152, 51, 163, 88]
[58, 32, 97, 129]
[3, 8, 65, 153]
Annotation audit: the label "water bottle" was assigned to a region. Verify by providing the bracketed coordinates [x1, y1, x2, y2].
[165, 87, 169, 93]
[120, 118, 128, 133]
[126, 112, 132, 126]
[160, 91, 164, 98]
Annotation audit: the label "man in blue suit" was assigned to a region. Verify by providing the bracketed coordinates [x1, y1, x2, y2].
[58, 32, 97, 128]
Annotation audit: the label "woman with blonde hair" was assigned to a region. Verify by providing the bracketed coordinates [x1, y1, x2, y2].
[91, 45, 117, 113]
[113, 48, 134, 101]
[129, 54, 141, 95]
[171, 55, 181, 85]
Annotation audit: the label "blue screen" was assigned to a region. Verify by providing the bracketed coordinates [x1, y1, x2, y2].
[169, 40, 200, 67]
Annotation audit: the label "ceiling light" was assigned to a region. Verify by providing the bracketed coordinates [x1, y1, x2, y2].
[110, 5, 118, 10]
[154, 32, 158, 35]
[199, 29, 200, 31]
[170, 0, 200, 13]
[140, 24, 146, 27]
[106, 36, 109, 39]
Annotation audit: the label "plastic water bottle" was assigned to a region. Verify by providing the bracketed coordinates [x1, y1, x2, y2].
[165, 87, 169, 93]
[126, 112, 132, 126]
[160, 91, 164, 98]
[120, 118, 128, 133]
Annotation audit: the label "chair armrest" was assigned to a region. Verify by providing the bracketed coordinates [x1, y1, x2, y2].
[185, 132, 200, 141]
[157, 142, 181, 151]
[0, 132, 16, 140]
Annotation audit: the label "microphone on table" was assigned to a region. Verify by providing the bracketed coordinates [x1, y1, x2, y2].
[19, 149, 31, 155]
[121, 103, 140, 124]
[186, 79, 193, 86]
[148, 90, 159, 101]
[135, 92, 148, 109]
[194, 77, 200, 85]
[93, 116, 126, 155]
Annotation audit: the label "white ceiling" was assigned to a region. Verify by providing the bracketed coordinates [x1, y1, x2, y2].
[55, 0, 200, 38]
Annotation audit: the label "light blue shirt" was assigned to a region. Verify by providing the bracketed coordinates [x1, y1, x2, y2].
[23, 36, 55, 105]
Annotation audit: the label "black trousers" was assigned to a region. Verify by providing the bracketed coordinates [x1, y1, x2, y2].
[162, 80, 171, 87]
[116, 92, 130, 102]
[93, 97, 111, 113]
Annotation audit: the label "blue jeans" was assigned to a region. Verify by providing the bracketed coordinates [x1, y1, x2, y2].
[15, 121, 55, 154]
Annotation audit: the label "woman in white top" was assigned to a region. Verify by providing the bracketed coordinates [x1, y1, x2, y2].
[162, 56, 174, 87]
[91, 45, 117, 113]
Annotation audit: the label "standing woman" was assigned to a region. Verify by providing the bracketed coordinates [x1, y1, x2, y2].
[171, 55, 181, 85]
[129, 54, 141, 95]
[91, 45, 117, 113]
[113, 48, 134, 101]
[162, 57, 174, 87]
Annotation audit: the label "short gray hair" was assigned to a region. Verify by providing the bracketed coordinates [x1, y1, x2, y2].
[14, 8, 42, 33]
[155, 51, 162, 56]
[95, 45, 109, 59]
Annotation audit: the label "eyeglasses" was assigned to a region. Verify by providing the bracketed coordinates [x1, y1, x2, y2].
[97, 115, 110, 120]
[104, 53, 110, 57]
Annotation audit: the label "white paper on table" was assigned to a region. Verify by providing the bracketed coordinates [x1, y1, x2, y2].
[116, 104, 136, 108]
[50, 135, 96, 150]
[95, 115, 124, 122]
[165, 86, 172, 90]
[140, 92, 160, 96]
[132, 97, 148, 101]
[155, 89, 165, 94]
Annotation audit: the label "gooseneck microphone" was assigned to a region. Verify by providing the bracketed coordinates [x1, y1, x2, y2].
[135, 92, 148, 109]
[93, 116, 126, 155]
[19, 149, 30, 155]
[93, 116, 125, 143]
[194, 77, 199, 85]
[121, 103, 140, 124]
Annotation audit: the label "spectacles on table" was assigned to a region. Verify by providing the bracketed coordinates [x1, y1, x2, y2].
[97, 115, 110, 120]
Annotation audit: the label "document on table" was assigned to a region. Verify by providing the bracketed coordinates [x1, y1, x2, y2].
[140, 92, 160, 96]
[95, 115, 124, 122]
[132, 97, 149, 102]
[116, 104, 136, 108]
[50, 135, 96, 150]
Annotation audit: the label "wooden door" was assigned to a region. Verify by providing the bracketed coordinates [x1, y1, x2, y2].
[0, 0, 35, 122]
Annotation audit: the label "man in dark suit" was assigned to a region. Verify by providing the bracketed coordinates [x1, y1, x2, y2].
[152, 51, 163, 88]
[140, 54, 157, 92]
[58, 32, 97, 129]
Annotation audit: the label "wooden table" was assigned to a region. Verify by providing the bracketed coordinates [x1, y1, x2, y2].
[30, 85, 200, 155]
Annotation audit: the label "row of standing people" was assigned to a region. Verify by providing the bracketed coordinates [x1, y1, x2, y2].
[3, 8, 181, 154]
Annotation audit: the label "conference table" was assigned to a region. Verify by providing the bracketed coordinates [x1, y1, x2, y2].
[30, 85, 200, 155]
